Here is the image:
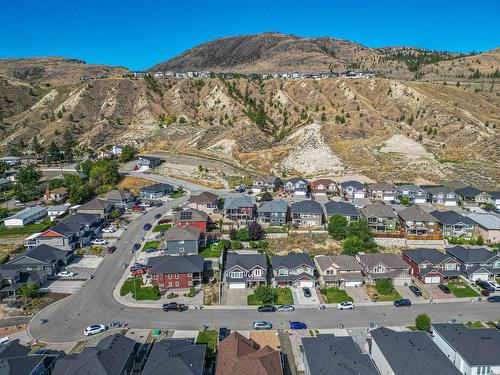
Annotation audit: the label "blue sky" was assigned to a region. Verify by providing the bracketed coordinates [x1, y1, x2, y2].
[1, 0, 499, 70]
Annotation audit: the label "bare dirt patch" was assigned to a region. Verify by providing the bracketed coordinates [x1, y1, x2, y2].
[379, 134, 433, 159]
[268, 234, 341, 256]
[117, 176, 153, 194]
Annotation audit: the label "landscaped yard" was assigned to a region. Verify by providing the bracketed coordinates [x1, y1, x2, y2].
[0, 219, 52, 237]
[120, 278, 160, 300]
[466, 321, 485, 328]
[152, 224, 171, 232]
[366, 285, 402, 301]
[196, 330, 218, 357]
[142, 241, 161, 251]
[170, 190, 185, 199]
[320, 287, 353, 303]
[264, 226, 288, 234]
[199, 242, 223, 258]
[447, 281, 479, 298]
[247, 287, 293, 305]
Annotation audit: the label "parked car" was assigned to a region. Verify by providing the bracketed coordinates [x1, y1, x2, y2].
[57, 271, 75, 278]
[409, 285, 422, 297]
[476, 280, 495, 293]
[486, 281, 500, 291]
[106, 246, 117, 254]
[143, 223, 152, 231]
[219, 327, 230, 341]
[84, 324, 106, 336]
[145, 247, 157, 253]
[302, 287, 312, 298]
[337, 301, 354, 310]
[258, 305, 276, 313]
[91, 238, 107, 245]
[131, 205, 145, 212]
[132, 243, 141, 251]
[438, 283, 451, 294]
[129, 266, 146, 272]
[102, 227, 116, 233]
[253, 320, 272, 330]
[394, 299, 412, 307]
[154, 213, 162, 220]
[162, 302, 188, 312]
[131, 269, 145, 277]
[487, 295, 500, 303]
[277, 304, 295, 312]
[289, 321, 307, 330]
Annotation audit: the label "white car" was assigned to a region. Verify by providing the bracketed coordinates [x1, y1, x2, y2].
[84, 324, 106, 336]
[102, 227, 116, 233]
[57, 271, 75, 278]
[91, 239, 107, 245]
[487, 281, 500, 291]
[337, 301, 354, 310]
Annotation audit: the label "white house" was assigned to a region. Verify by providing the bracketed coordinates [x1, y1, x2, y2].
[47, 204, 71, 221]
[4, 206, 47, 227]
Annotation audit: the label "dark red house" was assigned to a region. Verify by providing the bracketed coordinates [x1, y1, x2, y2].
[147, 255, 204, 291]
[173, 209, 210, 235]
[401, 249, 461, 284]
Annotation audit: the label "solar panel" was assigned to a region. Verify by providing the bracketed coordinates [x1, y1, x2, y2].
[180, 211, 192, 220]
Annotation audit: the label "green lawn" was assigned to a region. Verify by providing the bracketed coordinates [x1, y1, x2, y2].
[199, 243, 223, 258]
[447, 281, 480, 298]
[466, 321, 485, 328]
[375, 290, 402, 301]
[196, 330, 218, 357]
[142, 241, 161, 252]
[0, 219, 52, 237]
[247, 287, 293, 305]
[120, 278, 160, 300]
[153, 224, 171, 232]
[170, 190, 185, 199]
[320, 287, 353, 303]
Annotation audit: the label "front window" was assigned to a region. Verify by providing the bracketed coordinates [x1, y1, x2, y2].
[444, 263, 456, 271]
[253, 269, 262, 277]
[231, 271, 243, 278]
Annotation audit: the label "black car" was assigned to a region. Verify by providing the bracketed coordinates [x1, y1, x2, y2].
[409, 285, 422, 297]
[106, 246, 117, 254]
[154, 213, 162, 220]
[132, 243, 141, 251]
[394, 299, 412, 307]
[143, 223, 152, 231]
[476, 280, 495, 292]
[487, 295, 500, 303]
[219, 327, 230, 341]
[162, 302, 188, 312]
[257, 305, 277, 313]
[302, 287, 312, 298]
[438, 283, 451, 294]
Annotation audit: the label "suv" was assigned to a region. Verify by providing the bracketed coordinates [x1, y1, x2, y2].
[219, 327, 230, 341]
[302, 287, 312, 298]
[337, 301, 354, 310]
[409, 285, 422, 297]
[438, 283, 451, 294]
[476, 280, 496, 293]
[132, 243, 141, 251]
[394, 299, 412, 307]
[253, 320, 272, 330]
[257, 305, 276, 313]
[162, 302, 188, 312]
[84, 324, 106, 336]
[143, 223, 152, 231]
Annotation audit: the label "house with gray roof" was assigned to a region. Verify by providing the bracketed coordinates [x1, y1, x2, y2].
[465, 213, 500, 244]
[397, 204, 441, 238]
[142, 338, 205, 375]
[490, 191, 500, 209]
[340, 180, 366, 199]
[271, 252, 316, 287]
[252, 176, 283, 193]
[324, 201, 358, 222]
[223, 196, 255, 221]
[102, 189, 135, 208]
[257, 200, 289, 226]
[314, 255, 364, 287]
[356, 252, 411, 285]
[360, 204, 397, 233]
[224, 252, 268, 289]
[432, 323, 500, 375]
[140, 183, 174, 199]
[284, 178, 309, 196]
[402, 248, 461, 284]
[6, 244, 73, 277]
[396, 184, 428, 204]
[368, 182, 396, 201]
[454, 186, 482, 206]
[370, 327, 460, 375]
[301, 334, 378, 375]
[431, 210, 476, 239]
[147, 255, 204, 291]
[445, 245, 500, 281]
[427, 187, 459, 206]
[138, 155, 162, 169]
[0, 342, 56, 375]
[0, 265, 47, 301]
[47, 204, 71, 221]
[164, 226, 202, 255]
[75, 198, 114, 218]
[4, 205, 46, 228]
[290, 200, 324, 227]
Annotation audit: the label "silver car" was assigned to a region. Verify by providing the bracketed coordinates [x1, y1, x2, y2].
[277, 304, 295, 312]
[253, 320, 272, 330]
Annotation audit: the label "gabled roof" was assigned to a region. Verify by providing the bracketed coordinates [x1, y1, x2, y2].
[140, 183, 174, 193]
[402, 248, 451, 265]
[430, 210, 476, 226]
[371, 327, 461, 375]
[340, 180, 364, 189]
[164, 226, 201, 241]
[103, 189, 134, 201]
[225, 252, 267, 272]
[310, 179, 336, 188]
[465, 213, 500, 230]
[258, 200, 288, 214]
[189, 191, 218, 204]
[0, 354, 48, 375]
[301, 334, 378, 375]
[8, 244, 71, 266]
[271, 252, 315, 270]
[173, 209, 209, 222]
[290, 200, 323, 215]
[427, 186, 456, 196]
[223, 196, 254, 210]
[324, 201, 358, 217]
[454, 186, 481, 198]
[432, 324, 500, 366]
[147, 255, 204, 275]
[284, 177, 308, 185]
[446, 246, 498, 264]
[50, 187, 68, 195]
[397, 204, 436, 222]
[315, 255, 363, 272]
[7, 205, 46, 221]
[357, 253, 409, 270]
[254, 176, 281, 184]
[368, 182, 395, 191]
[77, 198, 113, 211]
[396, 184, 427, 194]
[360, 203, 396, 218]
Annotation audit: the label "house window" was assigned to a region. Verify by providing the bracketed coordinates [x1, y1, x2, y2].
[188, 273, 192, 277]
[188, 281, 193, 286]
[175, 282, 179, 287]
[444, 263, 456, 271]
[168, 274, 173, 279]
[278, 269, 288, 276]
[253, 269, 262, 277]
[179, 240, 184, 244]
[231, 271, 243, 278]
[168, 282, 172, 287]
[175, 274, 179, 279]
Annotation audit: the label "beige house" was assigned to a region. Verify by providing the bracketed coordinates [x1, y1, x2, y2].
[188, 191, 219, 214]
[465, 213, 500, 244]
[314, 255, 364, 287]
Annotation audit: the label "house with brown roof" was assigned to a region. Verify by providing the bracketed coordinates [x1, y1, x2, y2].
[356, 252, 411, 285]
[368, 182, 396, 201]
[397, 204, 442, 239]
[360, 204, 397, 233]
[45, 187, 68, 203]
[189, 191, 219, 214]
[310, 179, 338, 197]
[75, 198, 114, 218]
[216, 332, 283, 375]
[252, 176, 283, 193]
[314, 255, 364, 287]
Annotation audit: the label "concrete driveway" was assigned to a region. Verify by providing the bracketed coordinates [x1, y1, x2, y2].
[292, 287, 320, 304]
[222, 288, 252, 305]
[395, 285, 424, 301]
[422, 284, 453, 299]
[344, 286, 371, 303]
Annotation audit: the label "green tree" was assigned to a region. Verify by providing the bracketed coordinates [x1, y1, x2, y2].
[260, 192, 273, 202]
[321, 112, 327, 122]
[0, 207, 9, 219]
[31, 136, 44, 155]
[415, 313, 431, 332]
[342, 236, 365, 256]
[254, 285, 274, 304]
[399, 196, 411, 206]
[61, 129, 76, 162]
[14, 165, 42, 202]
[347, 219, 374, 245]
[247, 222, 264, 241]
[120, 145, 137, 162]
[476, 235, 484, 246]
[111, 209, 122, 219]
[328, 214, 348, 240]
[236, 228, 251, 241]
[46, 141, 61, 163]
[88, 160, 119, 186]
[16, 164, 41, 185]
[18, 283, 39, 298]
[0, 161, 9, 178]
[375, 278, 394, 295]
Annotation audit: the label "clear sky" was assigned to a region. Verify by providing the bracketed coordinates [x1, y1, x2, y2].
[1, 0, 499, 71]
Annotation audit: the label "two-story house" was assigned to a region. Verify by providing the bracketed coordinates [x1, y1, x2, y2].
[340, 181, 366, 200]
[396, 185, 428, 204]
[402, 248, 462, 284]
[368, 182, 396, 201]
[356, 252, 411, 285]
[431, 210, 476, 239]
[271, 252, 317, 288]
[0, 265, 47, 301]
[284, 178, 309, 196]
[310, 179, 338, 197]
[102, 189, 135, 208]
[137, 155, 162, 169]
[324, 201, 358, 223]
[397, 204, 441, 238]
[454, 186, 482, 207]
[45, 187, 68, 203]
[360, 204, 397, 233]
[223, 196, 255, 222]
[251, 176, 283, 193]
[446, 245, 500, 281]
[75, 198, 114, 218]
[314, 255, 364, 287]
[6, 244, 73, 278]
[173, 209, 210, 236]
[147, 255, 204, 291]
[140, 183, 174, 199]
[188, 191, 219, 214]
[224, 252, 268, 289]
[257, 200, 289, 226]
[465, 213, 500, 244]
[427, 187, 459, 206]
[163, 226, 203, 255]
[291, 200, 324, 227]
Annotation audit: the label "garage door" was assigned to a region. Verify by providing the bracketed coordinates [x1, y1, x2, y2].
[228, 283, 246, 289]
[424, 276, 440, 284]
[393, 277, 411, 286]
[472, 273, 489, 281]
[345, 281, 363, 287]
[299, 280, 314, 288]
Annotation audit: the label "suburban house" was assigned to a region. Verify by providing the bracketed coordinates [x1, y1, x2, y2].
[147, 255, 204, 291]
[465, 213, 500, 244]
[370, 327, 461, 375]
[45, 187, 68, 203]
[52, 334, 136, 375]
[301, 334, 378, 375]
[427, 187, 459, 206]
[490, 191, 500, 209]
[290, 200, 324, 227]
[188, 191, 219, 213]
[143, 338, 206, 375]
[284, 178, 309, 196]
[0, 177, 12, 190]
[356, 252, 411, 285]
[4, 205, 46, 228]
[314, 255, 364, 287]
[431, 210, 476, 239]
[139, 183, 174, 199]
[0, 265, 47, 301]
[256, 200, 288, 227]
[432, 323, 500, 375]
[310, 179, 337, 197]
[397, 204, 441, 238]
[0, 156, 20, 165]
[6, 244, 73, 277]
[137, 155, 162, 169]
[163, 226, 203, 255]
[360, 204, 397, 233]
[75, 198, 114, 218]
[396, 185, 428, 204]
[454, 186, 482, 206]
[340, 180, 366, 199]
[47, 204, 70, 221]
[368, 182, 396, 201]
[251, 176, 283, 193]
[401, 248, 462, 284]
[173, 208, 210, 235]
[0, 339, 57, 374]
[324, 201, 359, 222]
[103, 189, 135, 208]
[445, 245, 500, 281]
[216, 332, 282, 375]
[223, 196, 255, 221]
[224, 252, 268, 289]
[271, 252, 317, 287]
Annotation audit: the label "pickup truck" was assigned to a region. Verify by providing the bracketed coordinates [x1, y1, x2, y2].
[162, 302, 188, 312]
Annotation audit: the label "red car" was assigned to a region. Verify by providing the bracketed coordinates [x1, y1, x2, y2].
[131, 269, 145, 277]
[131, 205, 145, 212]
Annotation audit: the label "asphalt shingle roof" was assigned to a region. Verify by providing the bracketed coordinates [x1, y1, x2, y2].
[164, 226, 201, 241]
[465, 213, 500, 230]
[290, 200, 324, 215]
[225, 252, 267, 271]
[258, 200, 289, 214]
[141, 183, 174, 193]
[357, 253, 409, 270]
[223, 196, 254, 210]
[271, 252, 315, 269]
[7, 205, 46, 221]
[8, 244, 71, 266]
[360, 204, 396, 218]
[340, 180, 364, 189]
[324, 201, 358, 217]
[446, 246, 497, 264]
[454, 186, 481, 198]
[315, 255, 363, 272]
[430, 210, 476, 226]
[397, 205, 436, 222]
[401, 248, 450, 265]
[189, 191, 218, 204]
[147, 255, 204, 275]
